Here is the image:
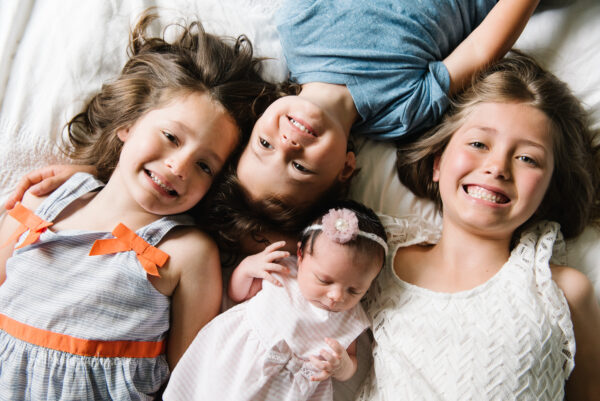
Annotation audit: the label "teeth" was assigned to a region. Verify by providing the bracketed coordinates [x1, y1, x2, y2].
[466, 186, 507, 204]
[289, 117, 314, 136]
[149, 172, 176, 195]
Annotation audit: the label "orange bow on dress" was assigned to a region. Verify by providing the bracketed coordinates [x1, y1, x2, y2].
[3, 203, 53, 249]
[89, 223, 169, 276]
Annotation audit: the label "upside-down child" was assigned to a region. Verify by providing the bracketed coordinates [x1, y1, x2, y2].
[0, 12, 280, 400]
[164, 200, 388, 401]
[358, 51, 600, 400]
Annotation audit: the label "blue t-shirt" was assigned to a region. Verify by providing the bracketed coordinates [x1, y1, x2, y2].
[276, 0, 497, 140]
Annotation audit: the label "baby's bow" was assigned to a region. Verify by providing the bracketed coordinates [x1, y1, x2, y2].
[89, 223, 169, 276]
[3, 203, 53, 249]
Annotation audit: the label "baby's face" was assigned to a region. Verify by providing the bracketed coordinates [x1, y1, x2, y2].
[236, 96, 355, 207]
[296, 236, 381, 312]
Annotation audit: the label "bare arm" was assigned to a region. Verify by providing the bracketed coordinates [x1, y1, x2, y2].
[152, 227, 223, 369]
[552, 265, 600, 400]
[4, 164, 96, 210]
[228, 241, 290, 303]
[443, 0, 540, 94]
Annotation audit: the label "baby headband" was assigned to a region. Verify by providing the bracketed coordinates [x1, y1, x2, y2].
[303, 208, 388, 256]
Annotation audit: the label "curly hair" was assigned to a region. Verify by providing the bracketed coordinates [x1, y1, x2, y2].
[62, 10, 281, 182]
[397, 50, 600, 239]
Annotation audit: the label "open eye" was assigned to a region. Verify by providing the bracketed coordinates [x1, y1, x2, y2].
[197, 161, 213, 176]
[516, 155, 539, 167]
[469, 141, 487, 150]
[259, 137, 273, 149]
[163, 131, 179, 145]
[292, 161, 312, 173]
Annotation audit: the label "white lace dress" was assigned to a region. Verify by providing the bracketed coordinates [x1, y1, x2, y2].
[357, 216, 575, 401]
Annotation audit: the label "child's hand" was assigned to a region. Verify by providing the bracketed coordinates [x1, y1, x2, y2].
[4, 164, 96, 210]
[309, 338, 353, 382]
[236, 241, 290, 287]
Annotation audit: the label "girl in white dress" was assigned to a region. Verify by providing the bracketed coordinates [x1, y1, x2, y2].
[358, 51, 600, 400]
[164, 200, 388, 401]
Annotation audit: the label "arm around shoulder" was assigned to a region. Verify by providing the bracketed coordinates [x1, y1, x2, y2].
[156, 226, 223, 369]
[551, 265, 600, 400]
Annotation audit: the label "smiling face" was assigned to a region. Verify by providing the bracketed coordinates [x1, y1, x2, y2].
[236, 95, 355, 206]
[296, 235, 381, 312]
[434, 102, 554, 239]
[114, 91, 239, 216]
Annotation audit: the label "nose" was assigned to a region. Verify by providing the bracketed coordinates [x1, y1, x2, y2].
[279, 130, 303, 151]
[327, 286, 344, 304]
[485, 153, 511, 180]
[164, 154, 190, 179]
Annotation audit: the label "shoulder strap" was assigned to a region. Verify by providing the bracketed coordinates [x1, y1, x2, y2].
[135, 214, 195, 247]
[35, 172, 105, 222]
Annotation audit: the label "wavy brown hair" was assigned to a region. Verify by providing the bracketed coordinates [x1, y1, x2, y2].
[196, 135, 357, 255]
[62, 10, 281, 182]
[397, 50, 600, 239]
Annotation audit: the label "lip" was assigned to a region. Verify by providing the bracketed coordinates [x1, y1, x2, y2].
[145, 169, 178, 198]
[463, 184, 510, 205]
[313, 300, 335, 311]
[286, 114, 318, 137]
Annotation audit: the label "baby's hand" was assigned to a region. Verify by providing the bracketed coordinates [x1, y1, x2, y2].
[309, 338, 351, 382]
[237, 241, 290, 287]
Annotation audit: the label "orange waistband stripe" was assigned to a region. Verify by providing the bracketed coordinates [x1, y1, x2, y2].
[0, 314, 165, 358]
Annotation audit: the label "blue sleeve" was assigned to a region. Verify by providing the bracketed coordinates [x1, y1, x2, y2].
[276, 0, 497, 140]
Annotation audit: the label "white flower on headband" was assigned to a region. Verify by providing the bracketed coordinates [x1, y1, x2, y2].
[321, 208, 359, 244]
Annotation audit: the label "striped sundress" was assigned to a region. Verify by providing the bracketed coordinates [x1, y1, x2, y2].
[0, 173, 193, 400]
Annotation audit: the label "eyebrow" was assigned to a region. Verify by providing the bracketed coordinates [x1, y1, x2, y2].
[472, 126, 550, 151]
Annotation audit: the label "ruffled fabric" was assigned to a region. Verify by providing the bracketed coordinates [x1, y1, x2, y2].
[357, 217, 574, 401]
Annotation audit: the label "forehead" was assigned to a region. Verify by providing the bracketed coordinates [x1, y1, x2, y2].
[306, 235, 381, 282]
[457, 102, 553, 147]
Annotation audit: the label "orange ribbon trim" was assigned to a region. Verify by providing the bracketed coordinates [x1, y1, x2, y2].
[0, 313, 165, 358]
[3, 203, 53, 249]
[89, 223, 169, 277]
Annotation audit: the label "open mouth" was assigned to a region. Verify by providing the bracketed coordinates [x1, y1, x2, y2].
[146, 169, 178, 196]
[464, 185, 509, 204]
[287, 115, 317, 137]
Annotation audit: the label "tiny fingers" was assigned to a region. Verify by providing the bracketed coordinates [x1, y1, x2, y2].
[261, 271, 282, 287]
[263, 241, 287, 253]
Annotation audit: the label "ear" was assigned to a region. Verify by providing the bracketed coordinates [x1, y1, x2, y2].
[337, 151, 356, 182]
[296, 242, 303, 262]
[116, 127, 130, 142]
[432, 153, 442, 182]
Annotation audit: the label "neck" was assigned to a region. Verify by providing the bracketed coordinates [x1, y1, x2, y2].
[299, 82, 358, 138]
[84, 174, 160, 231]
[434, 220, 512, 272]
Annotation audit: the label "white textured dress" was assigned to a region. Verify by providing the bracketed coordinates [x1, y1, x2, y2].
[357, 216, 575, 401]
[164, 258, 371, 401]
